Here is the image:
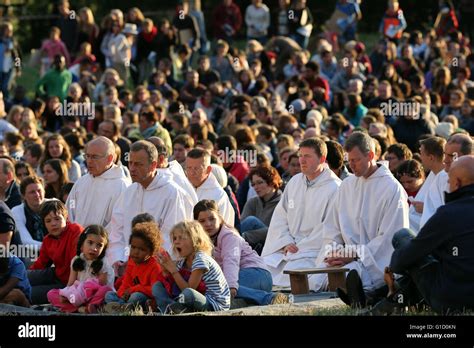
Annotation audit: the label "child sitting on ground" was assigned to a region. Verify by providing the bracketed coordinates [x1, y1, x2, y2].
[104, 222, 169, 312]
[28, 200, 84, 305]
[0, 256, 32, 307]
[47, 225, 114, 313]
[194, 200, 288, 306]
[152, 221, 230, 314]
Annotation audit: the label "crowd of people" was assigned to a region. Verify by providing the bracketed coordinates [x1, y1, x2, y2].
[0, 0, 474, 315]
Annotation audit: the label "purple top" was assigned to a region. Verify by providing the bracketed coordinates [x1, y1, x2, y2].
[213, 224, 268, 289]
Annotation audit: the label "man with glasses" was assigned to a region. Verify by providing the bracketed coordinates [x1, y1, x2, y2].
[443, 133, 473, 173]
[185, 148, 235, 226]
[261, 137, 341, 287]
[66, 136, 131, 229]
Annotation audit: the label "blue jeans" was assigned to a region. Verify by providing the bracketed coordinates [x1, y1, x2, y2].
[290, 33, 309, 50]
[152, 282, 213, 313]
[240, 216, 267, 233]
[104, 290, 149, 307]
[236, 267, 275, 305]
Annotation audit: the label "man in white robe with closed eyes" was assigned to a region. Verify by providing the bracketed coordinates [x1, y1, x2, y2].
[312, 132, 409, 292]
[261, 137, 341, 287]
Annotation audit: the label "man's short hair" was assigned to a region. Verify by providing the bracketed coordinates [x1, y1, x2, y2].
[325, 140, 344, 170]
[187, 148, 211, 166]
[299, 137, 327, 158]
[386, 143, 413, 160]
[420, 136, 446, 161]
[447, 133, 473, 155]
[130, 140, 158, 163]
[0, 158, 14, 175]
[101, 119, 120, 137]
[344, 131, 375, 155]
[173, 134, 194, 149]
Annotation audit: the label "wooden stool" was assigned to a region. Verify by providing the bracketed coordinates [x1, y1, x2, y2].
[283, 267, 349, 294]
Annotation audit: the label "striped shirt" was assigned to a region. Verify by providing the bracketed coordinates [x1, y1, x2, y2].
[177, 251, 230, 311]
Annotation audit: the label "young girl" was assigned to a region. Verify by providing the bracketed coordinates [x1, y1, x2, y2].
[152, 221, 230, 314]
[40, 27, 70, 76]
[28, 200, 84, 305]
[194, 200, 288, 306]
[47, 225, 114, 313]
[104, 222, 169, 311]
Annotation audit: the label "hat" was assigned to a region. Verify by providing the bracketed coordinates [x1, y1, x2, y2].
[289, 99, 306, 114]
[354, 42, 365, 54]
[435, 122, 454, 139]
[122, 23, 138, 35]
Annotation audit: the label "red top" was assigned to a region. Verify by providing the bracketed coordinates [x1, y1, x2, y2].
[229, 158, 250, 184]
[30, 222, 84, 285]
[117, 256, 170, 298]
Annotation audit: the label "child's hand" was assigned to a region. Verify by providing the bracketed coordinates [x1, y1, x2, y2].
[158, 251, 178, 274]
[59, 296, 69, 304]
[122, 290, 130, 301]
[230, 288, 237, 299]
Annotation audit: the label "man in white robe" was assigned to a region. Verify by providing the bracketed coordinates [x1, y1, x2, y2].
[185, 148, 235, 226]
[418, 136, 448, 229]
[261, 138, 341, 287]
[313, 132, 409, 291]
[149, 137, 198, 209]
[66, 137, 131, 229]
[107, 140, 193, 271]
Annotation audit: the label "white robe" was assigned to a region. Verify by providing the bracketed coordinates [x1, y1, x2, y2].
[195, 173, 235, 226]
[66, 165, 131, 229]
[261, 168, 341, 287]
[408, 171, 436, 232]
[312, 164, 409, 291]
[419, 169, 448, 229]
[159, 160, 198, 209]
[107, 170, 194, 264]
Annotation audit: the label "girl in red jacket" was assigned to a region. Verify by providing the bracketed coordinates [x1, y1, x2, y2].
[104, 222, 169, 312]
[28, 200, 84, 305]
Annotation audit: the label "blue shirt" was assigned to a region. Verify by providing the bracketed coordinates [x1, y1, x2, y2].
[0, 256, 32, 301]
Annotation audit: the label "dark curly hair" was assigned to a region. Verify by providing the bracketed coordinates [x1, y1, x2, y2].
[129, 222, 162, 254]
[73, 225, 109, 275]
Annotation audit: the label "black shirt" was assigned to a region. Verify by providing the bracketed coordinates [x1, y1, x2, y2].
[4, 181, 22, 210]
[0, 200, 21, 246]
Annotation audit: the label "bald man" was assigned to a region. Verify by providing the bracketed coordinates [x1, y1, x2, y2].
[383, 155, 474, 313]
[66, 136, 131, 228]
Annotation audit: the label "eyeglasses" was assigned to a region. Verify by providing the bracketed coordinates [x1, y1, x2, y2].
[186, 166, 206, 173]
[85, 154, 107, 161]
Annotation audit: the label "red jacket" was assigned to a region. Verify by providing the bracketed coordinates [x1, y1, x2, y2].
[229, 158, 250, 184]
[117, 256, 170, 298]
[213, 2, 243, 39]
[30, 222, 84, 285]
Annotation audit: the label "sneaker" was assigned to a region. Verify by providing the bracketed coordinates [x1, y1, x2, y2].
[270, 293, 289, 305]
[167, 302, 190, 315]
[346, 270, 366, 309]
[336, 287, 351, 306]
[103, 302, 131, 314]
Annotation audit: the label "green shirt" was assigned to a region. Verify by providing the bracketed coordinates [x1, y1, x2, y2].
[36, 68, 72, 101]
